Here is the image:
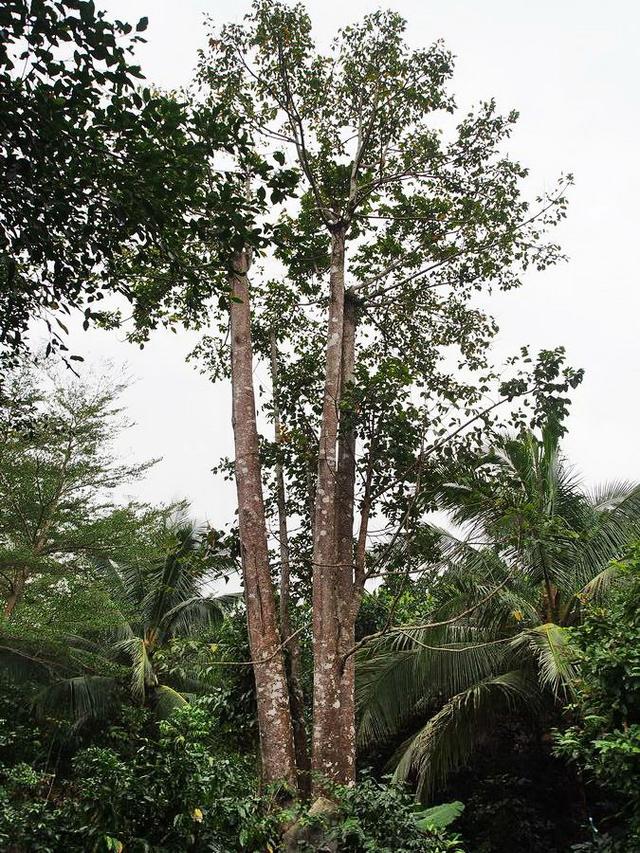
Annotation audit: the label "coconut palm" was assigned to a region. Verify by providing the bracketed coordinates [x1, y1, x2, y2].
[0, 519, 237, 726]
[356, 421, 640, 800]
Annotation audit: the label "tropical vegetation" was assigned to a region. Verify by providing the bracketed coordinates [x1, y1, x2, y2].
[358, 422, 640, 799]
[0, 1, 636, 851]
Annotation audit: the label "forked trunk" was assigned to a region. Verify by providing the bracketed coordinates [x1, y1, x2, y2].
[229, 251, 298, 790]
[4, 514, 59, 620]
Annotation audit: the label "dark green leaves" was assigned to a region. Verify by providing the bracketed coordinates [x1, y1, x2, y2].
[0, 1, 265, 371]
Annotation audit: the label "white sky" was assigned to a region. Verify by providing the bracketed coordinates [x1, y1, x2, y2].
[61, 0, 640, 524]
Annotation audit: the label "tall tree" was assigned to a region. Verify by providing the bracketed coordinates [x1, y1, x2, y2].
[201, 1, 573, 791]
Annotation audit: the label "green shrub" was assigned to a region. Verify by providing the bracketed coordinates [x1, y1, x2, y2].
[554, 546, 640, 850]
[310, 776, 465, 852]
[0, 682, 465, 851]
[0, 695, 279, 851]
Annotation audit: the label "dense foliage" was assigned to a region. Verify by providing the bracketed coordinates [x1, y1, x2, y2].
[0, 368, 465, 850]
[0, 689, 464, 852]
[3, 368, 638, 849]
[357, 422, 640, 798]
[0, 691, 272, 852]
[0, 368, 157, 618]
[554, 546, 640, 851]
[0, 0, 287, 371]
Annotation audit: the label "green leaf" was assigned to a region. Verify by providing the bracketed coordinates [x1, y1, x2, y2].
[414, 800, 464, 830]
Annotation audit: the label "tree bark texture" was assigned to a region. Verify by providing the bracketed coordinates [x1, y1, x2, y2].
[311, 229, 359, 790]
[3, 569, 26, 618]
[229, 251, 298, 790]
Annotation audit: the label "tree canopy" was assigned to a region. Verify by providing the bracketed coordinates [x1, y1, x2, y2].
[0, 0, 274, 369]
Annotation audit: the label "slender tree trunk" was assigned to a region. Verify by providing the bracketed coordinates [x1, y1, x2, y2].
[355, 446, 374, 590]
[3, 474, 67, 620]
[229, 250, 298, 790]
[270, 332, 311, 796]
[311, 226, 359, 790]
[3, 570, 26, 619]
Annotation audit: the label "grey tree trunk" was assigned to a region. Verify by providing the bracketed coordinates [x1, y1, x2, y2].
[311, 228, 359, 790]
[333, 292, 358, 782]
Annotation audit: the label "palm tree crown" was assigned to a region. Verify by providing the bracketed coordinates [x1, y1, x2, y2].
[357, 422, 640, 799]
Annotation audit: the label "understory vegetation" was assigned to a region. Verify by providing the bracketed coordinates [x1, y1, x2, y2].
[1, 1, 637, 851]
[1, 370, 638, 852]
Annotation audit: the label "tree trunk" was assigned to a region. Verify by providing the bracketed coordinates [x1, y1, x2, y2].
[333, 292, 359, 783]
[3, 570, 26, 619]
[229, 250, 298, 790]
[270, 332, 311, 796]
[311, 227, 358, 790]
[3, 487, 65, 620]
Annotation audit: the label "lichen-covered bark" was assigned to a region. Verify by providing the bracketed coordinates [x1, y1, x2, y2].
[229, 251, 298, 790]
[333, 292, 358, 780]
[311, 228, 358, 790]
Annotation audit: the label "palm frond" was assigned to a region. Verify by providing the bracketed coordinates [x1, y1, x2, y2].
[0, 642, 57, 683]
[510, 623, 576, 699]
[393, 669, 540, 801]
[142, 522, 202, 633]
[35, 675, 119, 724]
[357, 623, 509, 750]
[578, 563, 620, 603]
[161, 593, 239, 638]
[153, 684, 188, 719]
[363, 421, 640, 803]
[114, 636, 156, 702]
[100, 557, 146, 614]
[588, 480, 640, 513]
[574, 484, 640, 588]
[58, 634, 105, 654]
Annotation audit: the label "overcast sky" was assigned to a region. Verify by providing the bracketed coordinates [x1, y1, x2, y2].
[61, 0, 640, 525]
